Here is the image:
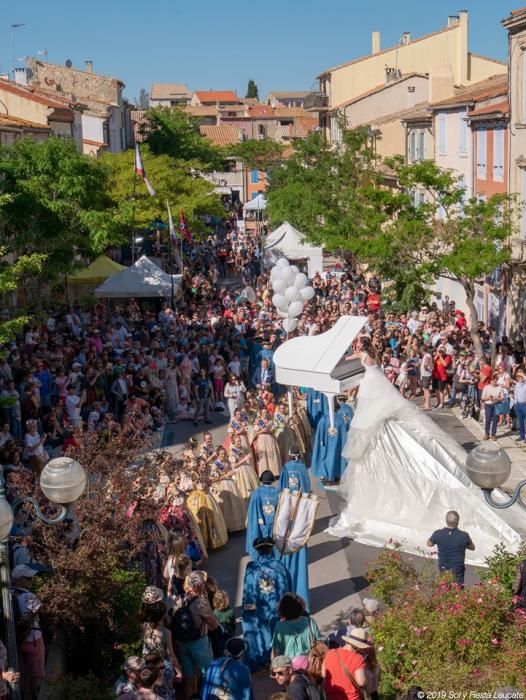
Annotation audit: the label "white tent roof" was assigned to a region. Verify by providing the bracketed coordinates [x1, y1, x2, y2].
[264, 221, 322, 259]
[243, 194, 267, 211]
[94, 255, 182, 298]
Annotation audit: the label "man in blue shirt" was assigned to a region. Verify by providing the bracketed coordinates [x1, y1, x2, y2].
[202, 638, 254, 700]
[427, 510, 475, 586]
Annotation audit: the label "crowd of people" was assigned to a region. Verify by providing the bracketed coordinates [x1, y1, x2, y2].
[1, 213, 525, 699]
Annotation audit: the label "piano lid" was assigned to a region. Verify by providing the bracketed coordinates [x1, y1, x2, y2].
[274, 316, 367, 392]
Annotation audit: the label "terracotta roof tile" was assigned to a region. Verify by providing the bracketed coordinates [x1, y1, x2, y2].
[194, 90, 239, 103]
[199, 124, 242, 146]
[0, 114, 50, 130]
[468, 99, 509, 118]
[431, 74, 507, 109]
[0, 79, 72, 109]
[184, 105, 219, 117]
[249, 104, 275, 118]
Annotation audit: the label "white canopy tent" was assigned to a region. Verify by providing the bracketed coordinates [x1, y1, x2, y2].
[94, 255, 182, 298]
[243, 193, 267, 212]
[263, 221, 323, 278]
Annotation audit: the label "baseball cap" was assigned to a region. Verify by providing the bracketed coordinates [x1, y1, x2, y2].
[141, 586, 164, 604]
[11, 565, 38, 579]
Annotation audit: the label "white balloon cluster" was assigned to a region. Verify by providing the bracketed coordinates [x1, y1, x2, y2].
[270, 258, 315, 333]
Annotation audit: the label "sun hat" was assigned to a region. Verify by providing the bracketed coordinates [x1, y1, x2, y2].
[124, 656, 145, 672]
[141, 586, 164, 604]
[11, 565, 38, 579]
[271, 655, 292, 670]
[341, 628, 372, 649]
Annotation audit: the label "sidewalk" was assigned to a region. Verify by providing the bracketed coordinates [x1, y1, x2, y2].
[449, 405, 526, 496]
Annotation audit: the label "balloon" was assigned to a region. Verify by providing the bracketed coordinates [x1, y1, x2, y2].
[283, 268, 297, 286]
[288, 300, 304, 318]
[289, 265, 300, 275]
[300, 286, 315, 301]
[276, 258, 289, 268]
[282, 318, 297, 333]
[274, 266, 290, 282]
[276, 309, 289, 318]
[272, 279, 286, 293]
[293, 273, 308, 289]
[270, 267, 280, 281]
[272, 294, 289, 312]
[285, 286, 300, 302]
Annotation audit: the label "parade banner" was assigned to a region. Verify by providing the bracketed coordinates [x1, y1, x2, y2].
[273, 488, 319, 554]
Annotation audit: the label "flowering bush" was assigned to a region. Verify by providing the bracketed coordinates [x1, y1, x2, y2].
[480, 541, 526, 597]
[368, 545, 526, 695]
[365, 540, 431, 605]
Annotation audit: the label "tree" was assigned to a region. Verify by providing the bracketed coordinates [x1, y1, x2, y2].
[0, 137, 121, 276]
[102, 145, 224, 237]
[246, 79, 259, 100]
[135, 88, 150, 110]
[0, 250, 45, 343]
[229, 138, 285, 171]
[143, 107, 223, 168]
[266, 127, 386, 248]
[352, 158, 515, 356]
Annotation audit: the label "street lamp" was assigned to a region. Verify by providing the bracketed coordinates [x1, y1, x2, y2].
[0, 457, 86, 700]
[465, 443, 526, 509]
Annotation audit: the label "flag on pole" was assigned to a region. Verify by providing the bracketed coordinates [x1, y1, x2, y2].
[180, 209, 193, 243]
[134, 144, 156, 196]
[167, 201, 177, 243]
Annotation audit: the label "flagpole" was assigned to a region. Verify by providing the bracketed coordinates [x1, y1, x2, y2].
[131, 169, 137, 264]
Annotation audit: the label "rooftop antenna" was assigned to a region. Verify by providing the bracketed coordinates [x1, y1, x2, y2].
[37, 49, 48, 60]
[11, 23, 26, 79]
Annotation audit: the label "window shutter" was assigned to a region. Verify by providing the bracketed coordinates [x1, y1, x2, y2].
[493, 129, 504, 181]
[438, 113, 446, 155]
[477, 130, 487, 179]
[459, 111, 467, 154]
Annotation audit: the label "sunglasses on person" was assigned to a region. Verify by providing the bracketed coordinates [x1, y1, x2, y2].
[270, 670, 289, 677]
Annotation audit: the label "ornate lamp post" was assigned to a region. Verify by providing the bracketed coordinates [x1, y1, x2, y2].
[0, 457, 86, 700]
[465, 443, 526, 509]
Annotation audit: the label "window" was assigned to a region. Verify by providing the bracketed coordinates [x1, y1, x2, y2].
[409, 129, 425, 162]
[331, 115, 342, 143]
[437, 112, 446, 155]
[258, 124, 266, 137]
[493, 128, 504, 182]
[459, 110, 467, 154]
[250, 169, 259, 184]
[477, 130, 487, 179]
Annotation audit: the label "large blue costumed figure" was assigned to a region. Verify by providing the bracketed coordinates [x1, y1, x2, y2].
[311, 395, 353, 483]
[306, 388, 327, 429]
[246, 461, 311, 610]
[241, 537, 291, 671]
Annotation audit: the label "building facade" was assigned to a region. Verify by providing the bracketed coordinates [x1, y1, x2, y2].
[149, 83, 191, 107]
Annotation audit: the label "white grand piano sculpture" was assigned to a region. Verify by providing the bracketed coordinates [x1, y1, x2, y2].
[273, 316, 368, 431]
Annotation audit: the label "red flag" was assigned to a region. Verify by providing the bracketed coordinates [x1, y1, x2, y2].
[134, 144, 156, 196]
[180, 209, 192, 243]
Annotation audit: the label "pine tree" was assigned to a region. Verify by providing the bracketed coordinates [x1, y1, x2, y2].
[246, 79, 259, 100]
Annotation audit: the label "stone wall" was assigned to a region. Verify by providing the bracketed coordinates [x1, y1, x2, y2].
[27, 59, 122, 107]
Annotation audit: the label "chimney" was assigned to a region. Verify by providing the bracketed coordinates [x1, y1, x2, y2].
[85, 60, 94, 73]
[401, 32, 411, 45]
[456, 10, 468, 85]
[14, 68, 28, 86]
[372, 31, 381, 55]
[448, 15, 459, 26]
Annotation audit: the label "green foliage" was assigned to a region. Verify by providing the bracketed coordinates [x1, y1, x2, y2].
[102, 146, 224, 238]
[481, 541, 526, 597]
[267, 128, 383, 248]
[50, 673, 113, 700]
[229, 138, 285, 170]
[143, 106, 223, 168]
[246, 79, 259, 99]
[111, 568, 146, 659]
[367, 544, 526, 694]
[0, 137, 120, 274]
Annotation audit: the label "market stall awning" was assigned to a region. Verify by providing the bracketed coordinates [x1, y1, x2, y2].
[68, 256, 126, 286]
[94, 255, 181, 298]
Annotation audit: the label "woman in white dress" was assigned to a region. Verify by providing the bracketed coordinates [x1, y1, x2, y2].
[164, 360, 180, 419]
[328, 337, 522, 565]
[23, 419, 49, 474]
[223, 375, 246, 418]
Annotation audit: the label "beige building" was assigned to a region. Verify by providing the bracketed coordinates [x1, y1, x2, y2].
[25, 58, 130, 154]
[502, 8, 526, 336]
[0, 114, 50, 145]
[150, 83, 191, 107]
[311, 10, 506, 141]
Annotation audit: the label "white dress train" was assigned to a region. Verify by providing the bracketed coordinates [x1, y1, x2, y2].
[328, 363, 522, 566]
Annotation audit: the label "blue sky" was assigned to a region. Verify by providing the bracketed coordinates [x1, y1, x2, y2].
[0, 1, 512, 103]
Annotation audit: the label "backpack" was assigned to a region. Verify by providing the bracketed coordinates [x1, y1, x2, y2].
[291, 672, 325, 700]
[171, 595, 201, 642]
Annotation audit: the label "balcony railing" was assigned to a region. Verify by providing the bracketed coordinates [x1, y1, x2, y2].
[304, 92, 329, 111]
[510, 237, 526, 263]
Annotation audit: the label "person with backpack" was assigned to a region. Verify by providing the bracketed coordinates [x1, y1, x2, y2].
[172, 571, 218, 699]
[201, 638, 254, 700]
[12, 565, 44, 700]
